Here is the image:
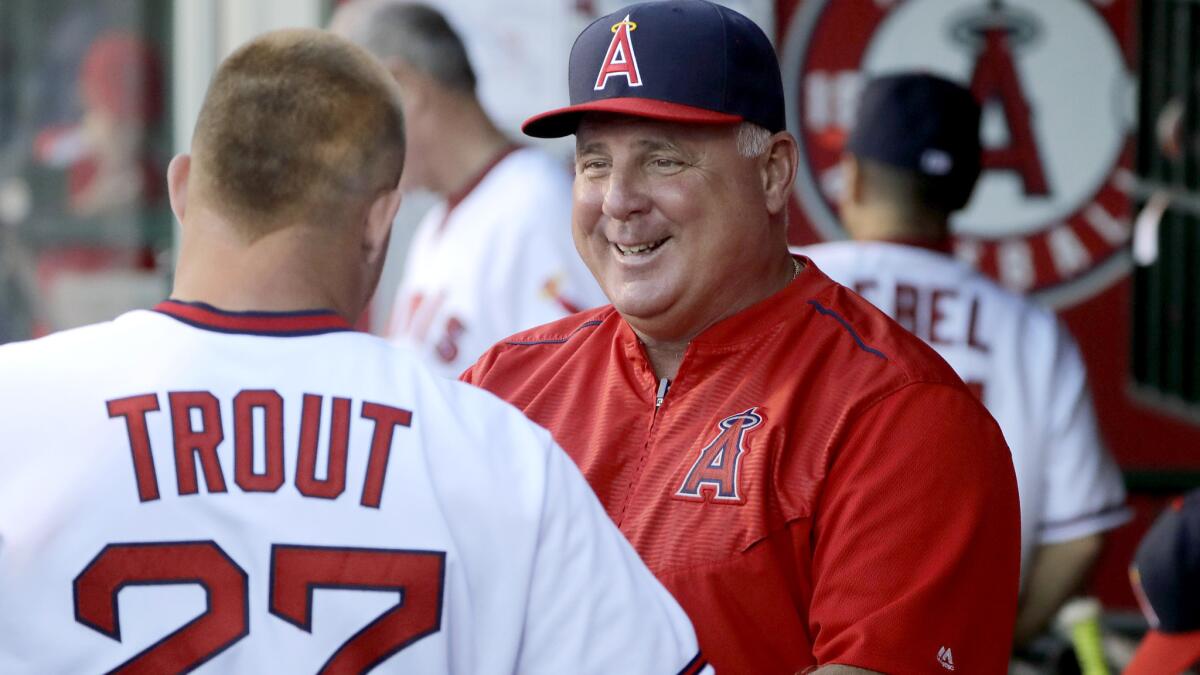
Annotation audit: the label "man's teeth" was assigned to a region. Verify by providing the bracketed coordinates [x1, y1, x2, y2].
[616, 239, 666, 255]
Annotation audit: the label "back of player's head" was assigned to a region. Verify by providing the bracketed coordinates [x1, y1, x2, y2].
[848, 72, 982, 216]
[190, 29, 405, 233]
[332, 1, 476, 95]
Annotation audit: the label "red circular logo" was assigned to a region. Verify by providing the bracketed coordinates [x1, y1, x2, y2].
[781, 0, 1135, 307]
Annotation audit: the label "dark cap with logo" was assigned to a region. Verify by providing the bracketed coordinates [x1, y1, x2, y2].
[847, 72, 982, 209]
[522, 0, 784, 138]
[1126, 489, 1200, 674]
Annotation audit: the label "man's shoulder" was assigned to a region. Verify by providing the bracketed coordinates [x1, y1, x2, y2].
[484, 147, 572, 202]
[797, 263, 967, 391]
[481, 305, 615, 355]
[463, 305, 617, 383]
[0, 313, 143, 371]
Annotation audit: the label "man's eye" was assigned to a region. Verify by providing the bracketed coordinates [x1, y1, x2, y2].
[651, 158, 683, 169]
[580, 159, 609, 172]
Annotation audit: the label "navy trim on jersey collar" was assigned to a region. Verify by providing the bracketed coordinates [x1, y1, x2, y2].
[153, 299, 354, 337]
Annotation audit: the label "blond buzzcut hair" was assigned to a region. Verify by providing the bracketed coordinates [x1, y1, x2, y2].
[190, 29, 405, 233]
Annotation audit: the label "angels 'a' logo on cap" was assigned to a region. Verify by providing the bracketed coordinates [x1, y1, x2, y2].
[594, 15, 643, 91]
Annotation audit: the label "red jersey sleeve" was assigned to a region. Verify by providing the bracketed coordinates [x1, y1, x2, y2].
[808, 381, 1020, 674]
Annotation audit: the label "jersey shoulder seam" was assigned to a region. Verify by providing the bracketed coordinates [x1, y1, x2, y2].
[805, 298, 888, 361]
[504, 319, 604, 346]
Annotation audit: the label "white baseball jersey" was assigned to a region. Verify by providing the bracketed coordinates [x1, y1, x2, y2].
[0, 300, 708, 674]
[802, 241, 1130, 585]
[388, 146, 607, 377]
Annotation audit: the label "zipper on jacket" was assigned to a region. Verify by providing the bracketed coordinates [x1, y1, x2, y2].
[655, 377, 671, 409]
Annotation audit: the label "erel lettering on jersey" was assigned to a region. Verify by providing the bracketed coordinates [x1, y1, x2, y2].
[0, 301, 707, 674]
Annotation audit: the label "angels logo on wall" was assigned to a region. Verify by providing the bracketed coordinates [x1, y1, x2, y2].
[782, 0, 1134, 307]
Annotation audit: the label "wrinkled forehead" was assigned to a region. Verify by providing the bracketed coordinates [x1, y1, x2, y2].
[574, 113, 736, 152]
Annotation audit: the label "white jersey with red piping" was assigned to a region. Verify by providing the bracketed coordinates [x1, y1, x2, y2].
[0, 302, 706, 674]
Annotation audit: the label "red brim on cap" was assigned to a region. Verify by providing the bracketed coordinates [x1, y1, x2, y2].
[1125, 629, 1200, 674]
[522, 97, 743, 138]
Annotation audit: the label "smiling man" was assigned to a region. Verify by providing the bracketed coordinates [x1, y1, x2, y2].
[463, 1, 1022, 672]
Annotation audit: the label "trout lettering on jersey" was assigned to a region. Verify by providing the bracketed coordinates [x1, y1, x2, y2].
[106, 391, 412, 507]
[852, 279, 991, 353]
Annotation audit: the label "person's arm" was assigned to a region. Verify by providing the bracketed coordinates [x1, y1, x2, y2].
[1013, 533, 1104, 645]
[804, 382, 1021, 674]
[1016, 315, 1128, 643]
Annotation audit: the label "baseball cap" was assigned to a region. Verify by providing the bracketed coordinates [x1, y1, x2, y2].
[847, 73, 982, 208]
[1126, 489, 1200, 674]
[521, 0, 784, 138]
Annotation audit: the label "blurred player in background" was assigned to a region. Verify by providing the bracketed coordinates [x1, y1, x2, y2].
[1126, 488, 1200, 674]
[465, 2, 1021, 672]
[803, 73, 1131, 647]
[0, 29, 706, 674]
[331, 0, 606, 377]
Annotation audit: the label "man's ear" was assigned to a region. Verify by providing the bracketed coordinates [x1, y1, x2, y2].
[386, 59, 428, 109]
[364, 181, 403, 262]
[761, 132, 799, 216]
[167, 154, 191, 223]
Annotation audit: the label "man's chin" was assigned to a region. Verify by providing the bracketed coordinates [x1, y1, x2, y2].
[609, 294, 684, 334]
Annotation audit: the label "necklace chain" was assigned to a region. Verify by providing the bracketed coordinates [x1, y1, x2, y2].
[790, 257, 801, 282]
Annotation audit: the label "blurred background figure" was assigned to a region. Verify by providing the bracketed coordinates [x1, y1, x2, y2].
[330, 0, 606, 377]
[34, 32, 164, 220]
[0, 0, 171, 342]
[802, 72, 1131, 650]
[1125, 488, 1200, 675]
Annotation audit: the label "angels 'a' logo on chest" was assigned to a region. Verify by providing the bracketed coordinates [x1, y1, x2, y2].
[673, 408, 762, 505]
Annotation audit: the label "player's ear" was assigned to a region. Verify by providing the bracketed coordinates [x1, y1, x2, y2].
[167, 153, 191, 222]
[386, 59, 428, 110]
[761, 132, 798, 216]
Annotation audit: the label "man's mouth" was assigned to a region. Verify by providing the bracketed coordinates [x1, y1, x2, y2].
[613, 237, 670, 256]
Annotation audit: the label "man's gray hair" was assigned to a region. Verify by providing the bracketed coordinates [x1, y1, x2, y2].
[736, 122, 772, 158]
[331, 0, 476, 93]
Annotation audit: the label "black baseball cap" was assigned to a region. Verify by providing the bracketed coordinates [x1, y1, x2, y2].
[1127, 489, 1200, 674]
[522, 0, 784, 138]
[847, 73, 982, 209]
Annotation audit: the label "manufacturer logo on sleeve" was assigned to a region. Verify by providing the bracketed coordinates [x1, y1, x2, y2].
[938, 645, 956, 670]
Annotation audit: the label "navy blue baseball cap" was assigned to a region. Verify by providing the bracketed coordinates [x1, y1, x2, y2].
[847, 73, 982, 209]
[1127, 489, 1200, 674]
[522, 0, 784, 138]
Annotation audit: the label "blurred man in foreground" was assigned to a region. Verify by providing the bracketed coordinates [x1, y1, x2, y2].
[1127, 489, 1200, 674]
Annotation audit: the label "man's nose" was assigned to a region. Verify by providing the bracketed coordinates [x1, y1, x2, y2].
[601, 165, 652, 222]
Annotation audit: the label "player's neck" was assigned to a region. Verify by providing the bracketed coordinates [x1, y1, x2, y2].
[431, 110, 512, 198]
[172, 210, 364, 321]
[845, 206, 949, 242]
